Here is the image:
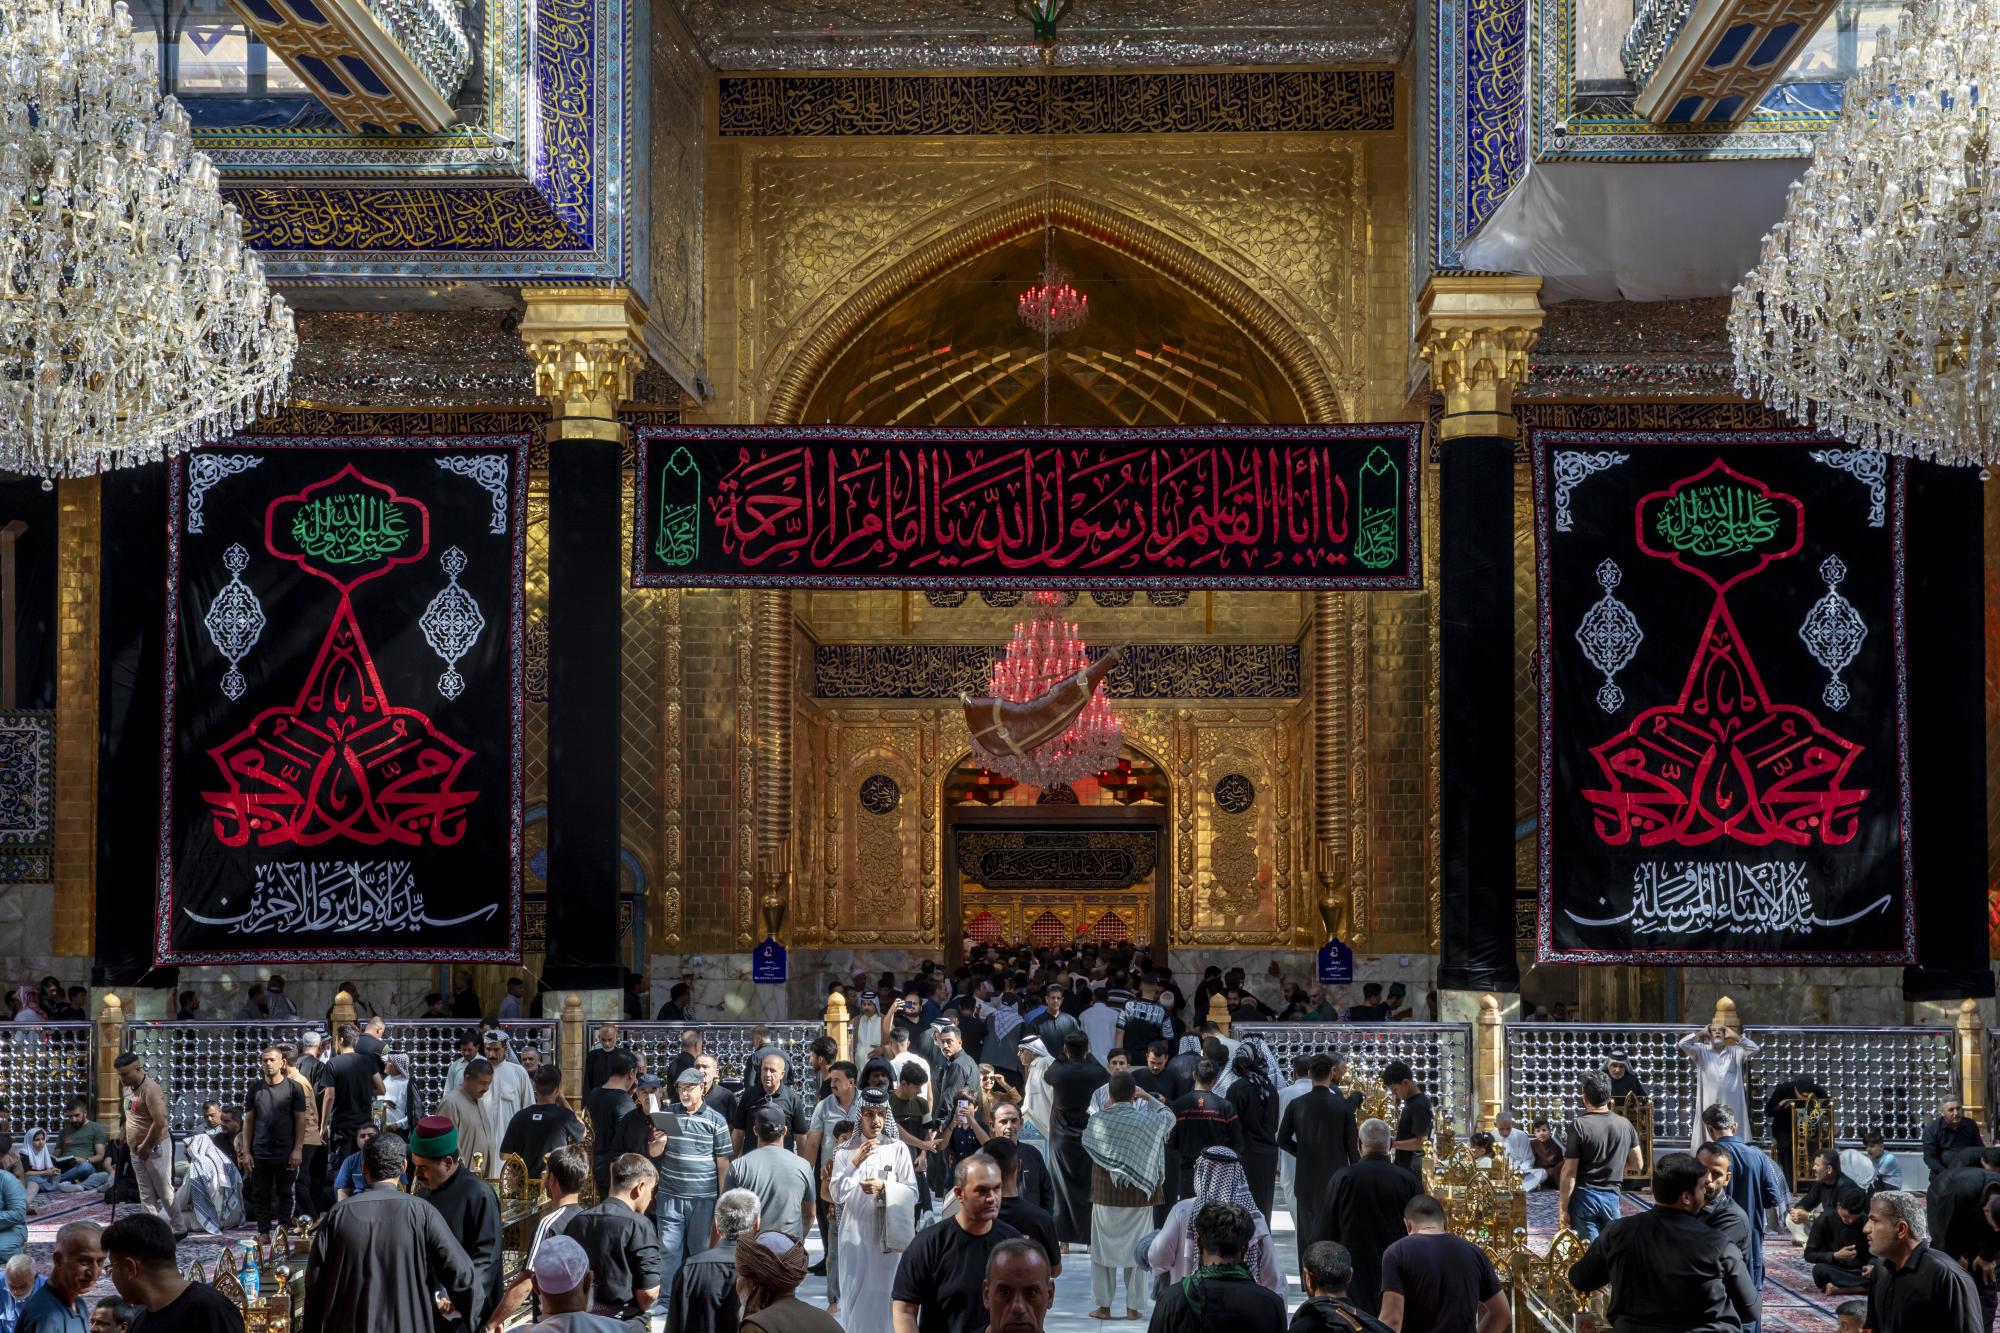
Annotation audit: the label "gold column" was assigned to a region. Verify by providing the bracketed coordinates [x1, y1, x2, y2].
[1958, 999, 1987, 1131]
[824, 990, 851, 1066]
[1313, 592, 1350, 942]
[755, 590, 793, 931]
[53, 478, 100, 958]
[518, 286, 646, 444]
[96, 994, 124, 1133]
[561, 993, 586, 1104]
[1416, 276, 1545, 442]
[1477, 993, 1505, 1133]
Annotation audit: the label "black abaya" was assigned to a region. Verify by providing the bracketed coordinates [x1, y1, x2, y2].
[1045, 1056, 1109, 1244]
[1225, 1075, 1280, 1222]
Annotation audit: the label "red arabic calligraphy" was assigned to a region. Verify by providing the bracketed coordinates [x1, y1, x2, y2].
[202, 597, 477, 849]
[706, 443, 1356, 573]
[1583, 595, 1866, 848]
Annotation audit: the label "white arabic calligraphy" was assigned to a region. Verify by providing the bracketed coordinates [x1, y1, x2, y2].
[182, 861, 500, 934]
[1565, 860, 1892, 935]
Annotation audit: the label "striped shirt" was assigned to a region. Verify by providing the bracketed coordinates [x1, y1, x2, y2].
[656, 1105, 731, 1199]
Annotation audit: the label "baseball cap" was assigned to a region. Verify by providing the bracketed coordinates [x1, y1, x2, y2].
[755, 1103, 788, 1130]
[636, 1073, 664, 1090]
[528, 1235, 589, 1295]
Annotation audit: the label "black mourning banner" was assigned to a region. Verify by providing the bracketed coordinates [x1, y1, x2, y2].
[159, 435, 530, 964]
[1532, 430, 1913, 965]
[631, 424, 1423, 589]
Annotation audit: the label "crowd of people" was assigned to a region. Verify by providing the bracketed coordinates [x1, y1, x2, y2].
[0, 954, 1985, 1333]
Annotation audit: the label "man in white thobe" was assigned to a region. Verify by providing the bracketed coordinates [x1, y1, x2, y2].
[1680, 1022, 1759, 1148]
[1275, 1054, 1313, 1222]
[1494, 1110, 1543, 1189]
[830, 1087, 915, 1333]
[481, 1031, 534, 1154]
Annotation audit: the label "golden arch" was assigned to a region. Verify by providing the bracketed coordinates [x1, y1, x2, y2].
[765, 191, 1345, 426]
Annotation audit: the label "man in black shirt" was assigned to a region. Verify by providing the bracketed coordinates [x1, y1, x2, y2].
[1863, 1189, 1984, 1333]
[501, 1066, 584, 1177]
[890, 1153, 1022, 1333]
[239, 1046, 306, 1244]
[411, 1115, 503, 1331]
[1560, 1071, 1641, 1242]
[734, 1050, 811, 1157]
[666, 1187, 760, 1333]
[1115, 979, 1174, 1064]
[1166, 1061, 1243, 1204]
[1381, 1061, 1432, 1181]
[983, 1102, 1054, 1215]
[1695, 1143, 1755, 1266]
[984, 1137, 1060, 1278]
[1317, 1118, 1420, 1313]
[1277, 1053, 1359, 1271]
[1924, 1097, 1985, 1176]
[318, 1025, 383, 1180]
[1145, 1201, 1287, 1333]
[1044, 1032, 1108, 1245]
[1346, 984, 1392, 1022]
[584, 1025, 627, 1093]
[1927, 1147, 2000, 1330]
[564, 1152, 664, 1321]
[1806, 1187, 1871, 1294]
[585, 1050, 640, 1196]
[102, 1213, 247, 1332]
[1569, 1150, 1760, 1333]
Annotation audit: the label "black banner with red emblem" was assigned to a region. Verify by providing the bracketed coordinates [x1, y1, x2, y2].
[1532, 430, 1914, 964]
[159, 436, 530, 964]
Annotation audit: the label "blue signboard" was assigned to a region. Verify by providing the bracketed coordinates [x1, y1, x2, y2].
[752, 937, 787, 985]
[1317, 939, 1354, 985]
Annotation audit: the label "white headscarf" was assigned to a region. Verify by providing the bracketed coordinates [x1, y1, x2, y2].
[21, 1131, 52, 1172]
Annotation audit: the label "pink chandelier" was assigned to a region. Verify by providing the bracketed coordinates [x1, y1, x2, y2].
[970, 591, 1123, 789]
[1018, 266, 1089, 336]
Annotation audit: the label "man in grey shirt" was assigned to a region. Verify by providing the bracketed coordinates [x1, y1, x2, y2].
[724, 1105, 817, 1242]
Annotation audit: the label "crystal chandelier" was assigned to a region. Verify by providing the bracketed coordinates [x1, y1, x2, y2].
[1729, 0, 2000, 465]
[1019, 265, 1089, 336]
[970, 590, 1123, 790]
[0, 0, 297, 480]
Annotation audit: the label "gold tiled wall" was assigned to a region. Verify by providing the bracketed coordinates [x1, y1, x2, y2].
[51, 478, 99, 958]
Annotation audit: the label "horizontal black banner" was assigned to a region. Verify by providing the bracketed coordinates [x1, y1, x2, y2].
[631, 425, 1422, 589]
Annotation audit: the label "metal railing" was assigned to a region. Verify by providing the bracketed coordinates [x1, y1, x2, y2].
[380, 1020, 558, 1116]
[0, 1023, 94, 1134]
[615, 1022, 827, 1098]
[1236, 1022, 1476, 1130]
[1505, 1022, 1954, 1148]
[123, 1020, 315, 1137]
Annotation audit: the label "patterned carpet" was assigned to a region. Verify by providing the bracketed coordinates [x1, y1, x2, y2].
[1523, 1189, 1855, 1333]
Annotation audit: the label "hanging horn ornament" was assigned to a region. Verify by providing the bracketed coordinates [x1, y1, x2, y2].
[962, 645, 1125, 760]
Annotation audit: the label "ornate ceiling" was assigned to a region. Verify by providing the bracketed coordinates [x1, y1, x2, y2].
[669, 0, 1414, 70]
[797, 230, 1308, 427]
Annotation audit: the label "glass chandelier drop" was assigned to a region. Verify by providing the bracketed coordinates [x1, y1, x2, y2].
[970, 590, 1123, 790]
[1019, 265, 1089, 336]
[0, 0, 297, 480]
[1729, 0, 2000, 465]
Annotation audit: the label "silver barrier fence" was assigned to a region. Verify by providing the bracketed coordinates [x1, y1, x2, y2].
[0, 1023, 95, 1135]
[1236, 1022, 1476, 1131]
[124, 1020, 314, 1137]
[123, 1018, 558, 1137]
[1505, 1023, 1954, 1148]
[614, 1022, 828, 1099]
[381, 1020, 559, 1117]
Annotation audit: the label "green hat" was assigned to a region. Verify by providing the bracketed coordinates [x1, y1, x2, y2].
[409, 1115, 458, 1158]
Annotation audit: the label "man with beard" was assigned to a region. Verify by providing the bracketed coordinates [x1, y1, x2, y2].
[1043, 1032, 1108, 1247]
[976, 1100, 1054, 1216]
[586, 1049, 640, 1196]
[301, 1135, 477, 1333]
[410, 1116, 502, 1331]
[1568, 1152, 1760, 1333]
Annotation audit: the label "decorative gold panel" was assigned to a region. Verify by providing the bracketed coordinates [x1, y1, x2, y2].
[704, 135, 1385, 427]
[648, 0, 707, 396]
[52, 479, 99, 957]
[963, 893, 1153, 949]
[524, 481, 549, 807]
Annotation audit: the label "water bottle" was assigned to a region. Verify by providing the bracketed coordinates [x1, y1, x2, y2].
[239, 1239, 260, 1298]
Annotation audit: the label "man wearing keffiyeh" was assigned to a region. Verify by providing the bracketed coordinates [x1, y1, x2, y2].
[1083, 1072, 1168, 1320]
